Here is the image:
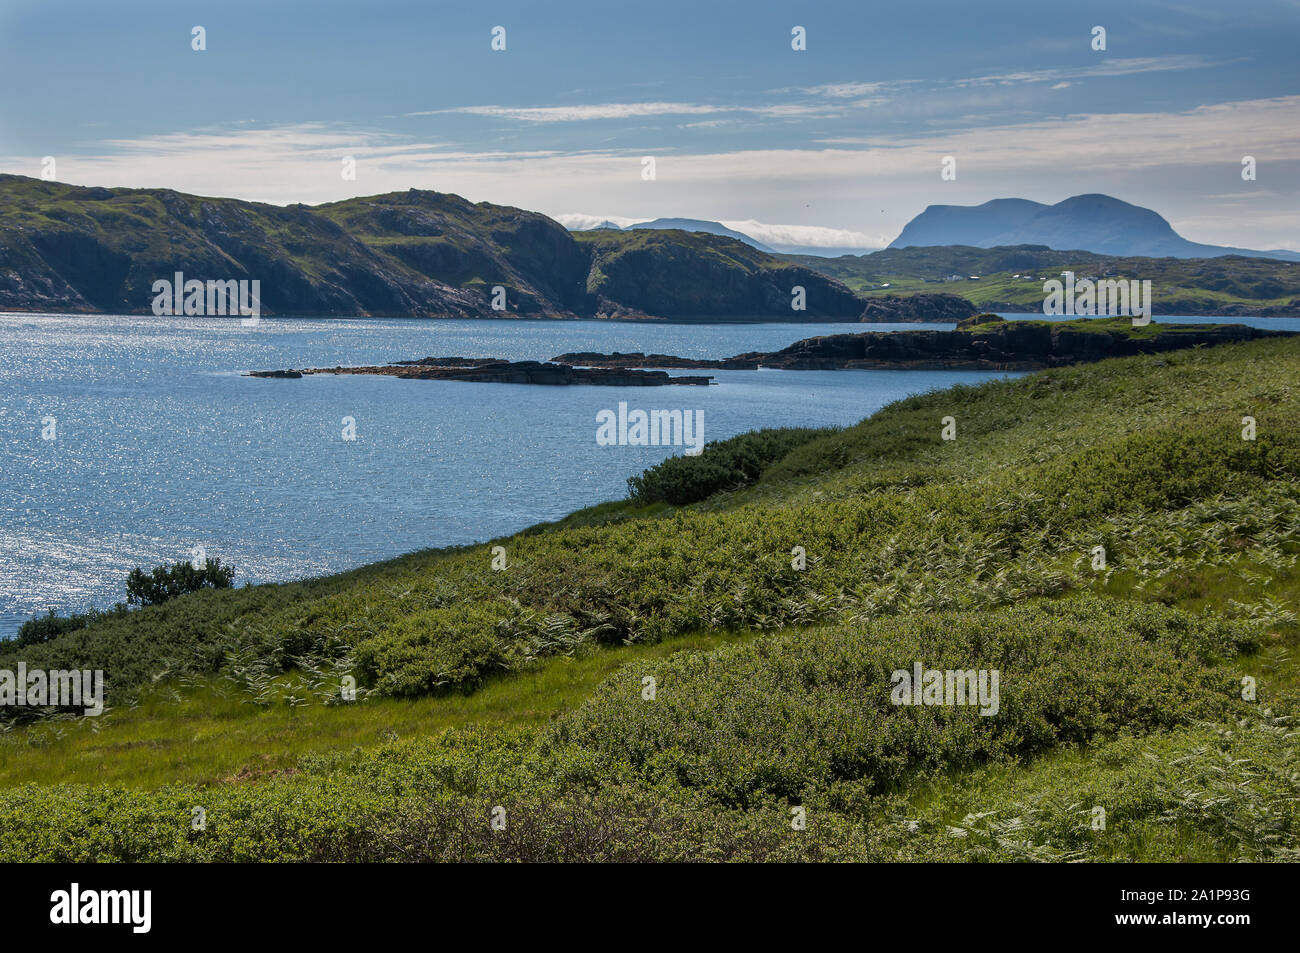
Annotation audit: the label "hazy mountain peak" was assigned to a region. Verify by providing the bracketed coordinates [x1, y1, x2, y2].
[891, 193, 1299, 261]
[625, 218, 776, 252]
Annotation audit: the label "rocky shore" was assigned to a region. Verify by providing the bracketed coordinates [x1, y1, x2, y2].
[247, 357, 713, 386]
[553, 315, 1294, 372]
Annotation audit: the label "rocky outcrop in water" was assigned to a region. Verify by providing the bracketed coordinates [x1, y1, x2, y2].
[549, 351, 761, 370]
[554, 317, 1293, 371]
[248, 358, 713, 386]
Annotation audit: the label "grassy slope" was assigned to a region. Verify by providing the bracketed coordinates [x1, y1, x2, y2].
[791, 244, 1300, 313]
[2, 335, 1299, 860]
[0, 632, 747, 788]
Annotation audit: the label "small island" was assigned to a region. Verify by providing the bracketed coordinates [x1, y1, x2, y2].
[248, 317, 1294, 385]
[247, 357, 714, 386]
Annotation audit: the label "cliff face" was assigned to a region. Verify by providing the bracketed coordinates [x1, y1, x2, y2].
[0, 175, 874, 321]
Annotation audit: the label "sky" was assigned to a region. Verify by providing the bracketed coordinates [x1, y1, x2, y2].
[1, 0, 1298, 251]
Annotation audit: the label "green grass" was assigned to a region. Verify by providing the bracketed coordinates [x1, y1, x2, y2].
[0, 630, 747, 788]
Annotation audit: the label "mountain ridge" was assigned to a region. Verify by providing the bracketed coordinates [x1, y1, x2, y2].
[0, 175, 867, 321]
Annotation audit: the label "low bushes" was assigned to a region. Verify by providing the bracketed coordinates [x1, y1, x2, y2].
[627, 426, 833, 505]
[0, 598, 1275, 862]
[552, 597, 1253, 807]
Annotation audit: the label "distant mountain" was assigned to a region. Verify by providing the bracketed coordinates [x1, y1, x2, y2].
[626, 218, 775, 252]
[0, 175, 869, 321]
[890, 194, 1300, 262]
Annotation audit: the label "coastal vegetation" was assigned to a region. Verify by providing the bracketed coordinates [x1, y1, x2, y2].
[2, 334, 1298, 860]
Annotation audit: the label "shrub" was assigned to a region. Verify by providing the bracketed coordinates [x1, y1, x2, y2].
[125, 558, 235, 607]
[9, 604, 129, 648]
[552, 597, 1252, 807]
[627, 427, 833, 505]
[353, 604, 512, 695]
[12, 609, 91, 647]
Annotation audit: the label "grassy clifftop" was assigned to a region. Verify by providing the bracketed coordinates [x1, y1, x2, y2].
[2, 336, 1299, 861]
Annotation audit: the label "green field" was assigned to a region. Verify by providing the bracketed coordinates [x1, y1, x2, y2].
[789, 244, 1300, 315]
[2, 334, 1299, 861]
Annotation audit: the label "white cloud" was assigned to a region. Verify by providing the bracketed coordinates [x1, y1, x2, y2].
[554, 213, 642, 229]
[951, 55, 1222, 88]
[781, 80, 916, 99]
[779, 60, 1215, 100]
[4, 95, 1298, 250]
[401, 58, 1218, 132]
[553, 214, 888, 250]
[719, 220, 887, 250]
[415, 102, 727, 122]
[425, 100, 854, 123]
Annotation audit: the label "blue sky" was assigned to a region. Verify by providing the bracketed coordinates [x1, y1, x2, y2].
[2, 0, 1298, 250]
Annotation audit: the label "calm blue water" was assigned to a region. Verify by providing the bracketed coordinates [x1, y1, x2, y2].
[1, 311, 1290, 636]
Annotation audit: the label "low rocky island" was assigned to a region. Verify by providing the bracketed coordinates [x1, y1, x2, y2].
[247, 357, 713, 386]
[554, 315, 1293, 372]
